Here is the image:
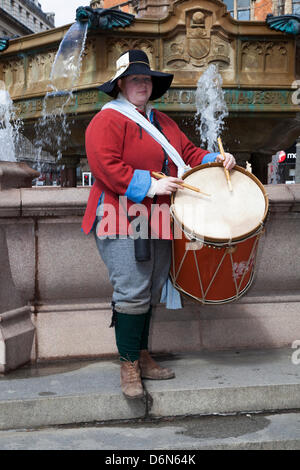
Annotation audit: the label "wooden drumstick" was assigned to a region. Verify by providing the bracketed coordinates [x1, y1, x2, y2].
[217, 137, 233, 192]
[152, 172, 210, 196]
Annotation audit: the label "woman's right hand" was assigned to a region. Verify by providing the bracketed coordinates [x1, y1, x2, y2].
[154, 176, 184, 196]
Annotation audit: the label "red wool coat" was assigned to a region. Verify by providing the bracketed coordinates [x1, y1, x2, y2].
[81, 108, 210, 239]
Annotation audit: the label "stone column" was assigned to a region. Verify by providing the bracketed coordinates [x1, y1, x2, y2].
[284, 0, 293, 14]
[0, 200, 35, 373]
[295, 137, 300, 183]
[249, 153, 272, 184]
[60, 155, 80, 188]
[137, 0, 172, 18]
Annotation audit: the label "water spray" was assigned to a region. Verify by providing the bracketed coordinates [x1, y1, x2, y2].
[195, 64, 228, 152]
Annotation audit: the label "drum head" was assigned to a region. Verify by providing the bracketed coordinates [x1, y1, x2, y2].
[172, 164, 268, 243]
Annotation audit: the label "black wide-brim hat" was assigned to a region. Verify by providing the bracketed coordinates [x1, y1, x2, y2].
[98, 49, 173, 101]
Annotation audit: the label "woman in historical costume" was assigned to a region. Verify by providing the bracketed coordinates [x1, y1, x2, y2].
[82, 49, 236, 399]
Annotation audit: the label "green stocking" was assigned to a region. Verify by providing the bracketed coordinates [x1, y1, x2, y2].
[114, 312, 147, 362]
[140, 307, 152, 350]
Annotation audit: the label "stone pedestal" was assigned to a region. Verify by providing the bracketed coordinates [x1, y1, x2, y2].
[60, 155, 80, 188]
[0, 162, 39, 190]
[0, 184, 299, 367]
[3, 184, 300, 362]
[0, 161, 38, 373]
[0, 227, 35, 373]
[0, 307, 35, 374]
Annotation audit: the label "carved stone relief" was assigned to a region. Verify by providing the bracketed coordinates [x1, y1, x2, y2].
[164, 33, 190, 69]
[1, 59, 24, 90]
[81, 38, 97, 76]
[207, 34, 231, 68]
[1, 39, 97, 94]
[106, 38, 155, 75]
[241, 41, 288, 73]
[164, 9, 232, 71]
[187, 10, 211, 66]
[265, 43, 288, 72]
[28, 50, 56, 84]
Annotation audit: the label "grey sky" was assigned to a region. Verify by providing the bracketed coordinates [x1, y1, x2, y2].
[39, 0, 89, 27]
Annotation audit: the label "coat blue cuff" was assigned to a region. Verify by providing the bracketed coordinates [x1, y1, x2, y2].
[202, 152, 219, 164]
[125, 170, 151, 203]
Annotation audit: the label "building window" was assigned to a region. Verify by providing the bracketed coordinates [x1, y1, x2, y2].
[225, 0, 234, 16]
[224, 0, 251, 20]
[237, 0, 250, 20]
[293, 0, 300, 14]
[237, 0, 251, 20]
[278, 0, 285, 15]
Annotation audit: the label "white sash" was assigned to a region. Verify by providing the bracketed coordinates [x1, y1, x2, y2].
[102, 97, 191, 178]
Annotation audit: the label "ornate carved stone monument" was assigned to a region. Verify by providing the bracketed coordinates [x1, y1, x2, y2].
[0, 0, 298, 180]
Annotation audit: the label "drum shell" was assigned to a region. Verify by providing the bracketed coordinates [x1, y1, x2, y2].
[171, 233, 260, 304]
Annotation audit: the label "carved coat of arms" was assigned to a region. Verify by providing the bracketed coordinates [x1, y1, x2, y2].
[187, 11, 211, 65]
[165, 10, 231, 70]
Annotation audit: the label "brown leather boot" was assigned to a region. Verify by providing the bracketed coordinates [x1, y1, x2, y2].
[120, 359, 144, 399]
[139, 350, 175, 380]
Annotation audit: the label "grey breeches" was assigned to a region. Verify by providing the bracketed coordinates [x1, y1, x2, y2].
[94, 235, 172, 315]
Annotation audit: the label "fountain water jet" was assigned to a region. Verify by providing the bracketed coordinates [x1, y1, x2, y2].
[0, 83, 21, 163]
[31, 7, 134, 186]
[195, 64, 228, 152]
[50, 21, 89, 85]
[34, 21, 89, 172]
[0, 81, 39, 189]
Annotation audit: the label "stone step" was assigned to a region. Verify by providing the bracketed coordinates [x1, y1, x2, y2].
[0, 412, 300, 450]
[0, 348, 299, 431]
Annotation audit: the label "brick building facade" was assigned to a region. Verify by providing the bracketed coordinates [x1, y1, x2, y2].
[99, 0, 300, 19]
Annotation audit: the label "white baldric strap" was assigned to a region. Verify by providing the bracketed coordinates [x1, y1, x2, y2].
[102, 96, 191, 178]
[102, 96, 184, 309]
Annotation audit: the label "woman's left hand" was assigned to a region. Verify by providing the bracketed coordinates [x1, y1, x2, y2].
[216, 152, 236, 170]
